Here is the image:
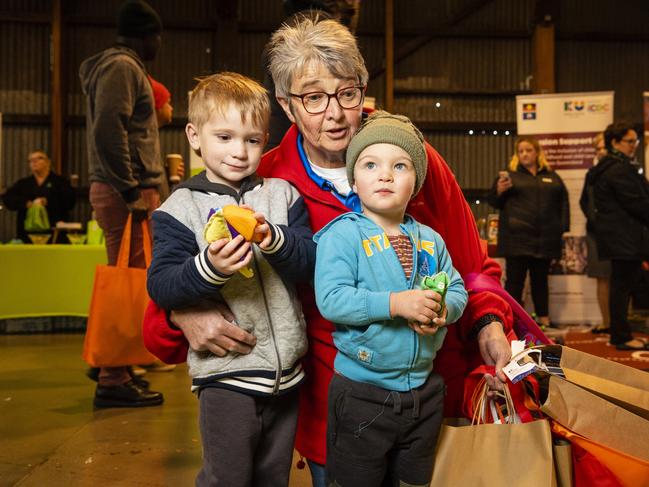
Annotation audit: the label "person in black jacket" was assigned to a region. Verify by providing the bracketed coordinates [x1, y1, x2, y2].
[488, 136, 569, 329]
[586, 122, 649, 351]
[3, 150, 75, 243]
[579, 133, 611, 333]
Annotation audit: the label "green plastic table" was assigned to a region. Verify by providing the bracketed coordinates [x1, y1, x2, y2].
[0, 244, 107, 319]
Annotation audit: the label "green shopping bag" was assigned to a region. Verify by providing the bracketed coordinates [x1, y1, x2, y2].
[24, 205, 50, 232]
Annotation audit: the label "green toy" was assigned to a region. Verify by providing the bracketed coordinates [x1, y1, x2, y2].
[420, 271, 449, 316]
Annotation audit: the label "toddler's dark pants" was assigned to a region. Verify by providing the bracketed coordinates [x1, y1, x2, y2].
[326, 373, 445, 487]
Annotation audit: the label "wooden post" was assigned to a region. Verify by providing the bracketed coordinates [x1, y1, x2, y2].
[50, 0, 64, 173]
[214, 0, 239, 72]
[384, 0, 394, 111]
[531, 12, 555, 93]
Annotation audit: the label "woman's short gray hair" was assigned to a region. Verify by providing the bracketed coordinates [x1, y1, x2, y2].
[267, 12, 369, 99]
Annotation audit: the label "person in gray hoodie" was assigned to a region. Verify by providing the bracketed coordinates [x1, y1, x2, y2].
[79, 0, 164, 408]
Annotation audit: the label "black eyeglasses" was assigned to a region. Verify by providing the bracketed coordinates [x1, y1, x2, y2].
[621, 137, 639, 146]
[288, 86, 365, 114]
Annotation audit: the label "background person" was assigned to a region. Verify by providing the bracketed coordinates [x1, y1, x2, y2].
[148, 74, 173, 127]
[148, 75, 185, 197]
[79, 0, 165, 408]
[143, 14, 514, 487]
[488, 136, 569, 329]
[589, 122, 649, 351]
[3, 150, 75, 243]
[580, 132, 611, 333]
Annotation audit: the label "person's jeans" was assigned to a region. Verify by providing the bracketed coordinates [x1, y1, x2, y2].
[89, 182, 160, 386]
[307, 460, 326, 487]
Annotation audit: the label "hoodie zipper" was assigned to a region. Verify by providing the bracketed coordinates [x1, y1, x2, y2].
[406, 228, 420, 390]
[241, 193, 283, 395]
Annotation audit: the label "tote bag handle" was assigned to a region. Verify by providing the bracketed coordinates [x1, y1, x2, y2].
[116, 214, 152, 269]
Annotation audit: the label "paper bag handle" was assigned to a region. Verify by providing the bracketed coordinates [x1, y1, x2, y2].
[116, 214, 152, 269]
[471, 378, 517, 425]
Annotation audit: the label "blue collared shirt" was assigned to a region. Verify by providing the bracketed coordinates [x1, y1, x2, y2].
[296, 134, 361, 212]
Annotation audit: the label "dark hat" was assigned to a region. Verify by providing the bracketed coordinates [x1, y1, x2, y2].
[117, 0, 163, 38]
[346, 111, 428, 196]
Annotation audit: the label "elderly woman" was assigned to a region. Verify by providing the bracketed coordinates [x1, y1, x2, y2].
[488, 137, 569, 330]
[144, 13, 514, 486]
[3, 150, 76, 243]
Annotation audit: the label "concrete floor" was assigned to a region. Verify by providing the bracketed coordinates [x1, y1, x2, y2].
[0, 334, 312, 486]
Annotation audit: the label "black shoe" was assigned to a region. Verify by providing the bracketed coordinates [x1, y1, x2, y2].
[86, 367, 150, 389]
[127, 366, 150, 389]
[86, 367, 100, 382]
[94, 381, 164, 408]
[591, 326, 610, 335]
[613, 340, 649, 351]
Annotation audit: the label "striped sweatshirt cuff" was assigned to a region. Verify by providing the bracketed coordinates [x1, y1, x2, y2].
[259, 222, 285, 255]
[194, 248, 231, 286]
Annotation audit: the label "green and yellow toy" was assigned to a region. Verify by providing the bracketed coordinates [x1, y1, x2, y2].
[420, 271, 449, 316]
[203, 205, 260, 278]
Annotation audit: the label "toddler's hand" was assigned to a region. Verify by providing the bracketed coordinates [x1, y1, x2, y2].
[408, 306, 447, 336]
[390, 289, 441, 324]
[207, 235, 252, 276]
[408, 321, 439, 336]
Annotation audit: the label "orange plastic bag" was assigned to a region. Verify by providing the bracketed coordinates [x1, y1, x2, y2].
[82, 215, 156, 367]
[551, 421, 649, 487]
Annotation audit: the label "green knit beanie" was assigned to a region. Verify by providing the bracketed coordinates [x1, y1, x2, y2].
[346, 111, 427, 196]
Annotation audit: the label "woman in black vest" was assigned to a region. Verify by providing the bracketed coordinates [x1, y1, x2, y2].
[488, 136, 569, 329]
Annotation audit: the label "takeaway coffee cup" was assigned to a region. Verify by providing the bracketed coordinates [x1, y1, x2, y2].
[166, 154, 183, 183]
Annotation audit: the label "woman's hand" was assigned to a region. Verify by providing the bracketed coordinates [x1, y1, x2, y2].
[478, 321, 511, 395]
[170, 303, 256, 357]
[496, 174, 512, 196]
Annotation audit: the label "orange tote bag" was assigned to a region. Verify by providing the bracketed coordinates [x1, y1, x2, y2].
[82, 215, 156, 367]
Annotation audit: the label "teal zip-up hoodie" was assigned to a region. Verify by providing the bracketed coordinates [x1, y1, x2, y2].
[314, 212, 467, 392]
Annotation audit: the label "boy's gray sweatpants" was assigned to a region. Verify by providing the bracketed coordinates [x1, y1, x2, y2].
[196, 386, 299, 487]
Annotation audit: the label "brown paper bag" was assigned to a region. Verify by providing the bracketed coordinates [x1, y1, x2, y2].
[539, 375, 649, 463]
[434, 382, 555, 486]
[552, 439, 573, 487]
[547, 345, 649, 420]
[431, 418, 555, 486]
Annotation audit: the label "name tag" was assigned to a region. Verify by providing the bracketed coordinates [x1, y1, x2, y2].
[542, 177, 553, 183]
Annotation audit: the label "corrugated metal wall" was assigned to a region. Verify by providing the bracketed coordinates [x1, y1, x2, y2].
[0, 23, 50, 115]
[556, 40, 649, 122]
[424, 131, 514, 188]
[2, 0, 649, 242]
